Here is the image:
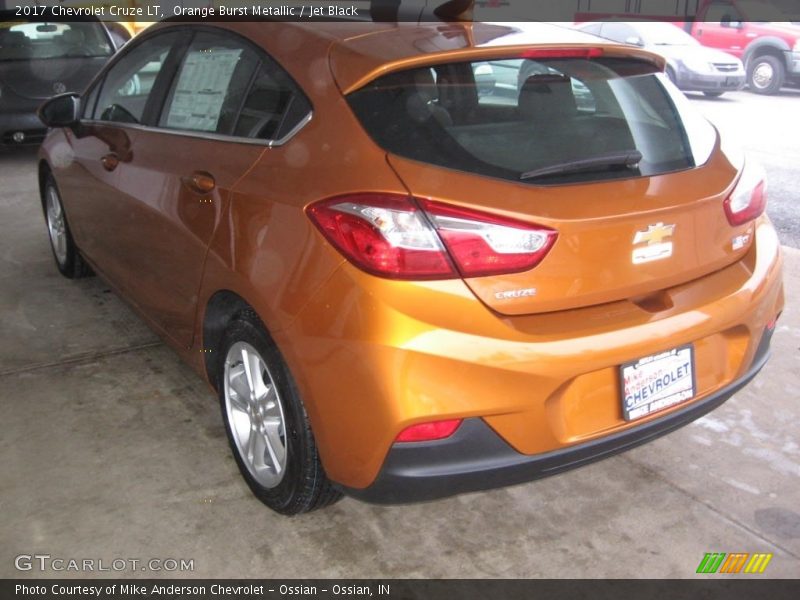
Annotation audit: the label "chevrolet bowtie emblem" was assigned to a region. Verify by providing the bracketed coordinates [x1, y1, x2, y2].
[632, 223, 676, 264]
[633, 223, 676, 246]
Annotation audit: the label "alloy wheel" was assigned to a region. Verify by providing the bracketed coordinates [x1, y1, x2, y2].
[46, 186, 68, 265]
[223, 341, 288, 488]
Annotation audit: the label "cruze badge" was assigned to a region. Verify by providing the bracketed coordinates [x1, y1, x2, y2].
[632, 223, 675, 264]
[495, 288, 537, 300]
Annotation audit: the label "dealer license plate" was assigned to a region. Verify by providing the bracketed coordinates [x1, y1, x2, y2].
[621, 345, 695, 422]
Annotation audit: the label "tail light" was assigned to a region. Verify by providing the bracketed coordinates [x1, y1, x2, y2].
[307, 194, 454, 279]
[396, 419, 462, 443]
[767, 312, 781, 331]
[724, 163, 767, 226]
[422, 200, 557, 278]
[307, 194, 557, 280]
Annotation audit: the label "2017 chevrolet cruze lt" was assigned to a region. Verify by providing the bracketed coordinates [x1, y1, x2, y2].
[37, 21, 784, 514]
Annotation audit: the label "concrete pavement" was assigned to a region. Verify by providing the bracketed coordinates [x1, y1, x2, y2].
[0, 147, 798, 578]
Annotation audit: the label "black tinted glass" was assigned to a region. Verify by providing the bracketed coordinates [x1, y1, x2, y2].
[348, 57, 716, 185]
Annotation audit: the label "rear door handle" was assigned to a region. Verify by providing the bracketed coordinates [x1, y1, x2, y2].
[183, 171, 216, 194]
[101, 153, 119, 172]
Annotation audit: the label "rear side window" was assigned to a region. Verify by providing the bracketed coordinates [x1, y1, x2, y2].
[160, 31, 311, 140]
[232, 61, 311, 141]
[347, 56, 716, 185]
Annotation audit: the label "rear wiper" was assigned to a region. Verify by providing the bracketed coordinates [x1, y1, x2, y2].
[520, 150, 643, 181]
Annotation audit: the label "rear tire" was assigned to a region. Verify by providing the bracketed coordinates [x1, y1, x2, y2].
[42, 174, 93, 279]
[748, 55, 784, 95]
[217, 311, 342, 515]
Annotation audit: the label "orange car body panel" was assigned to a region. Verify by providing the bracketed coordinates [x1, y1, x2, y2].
[39, 21, 785, 493]
[276, 218, 783, 487]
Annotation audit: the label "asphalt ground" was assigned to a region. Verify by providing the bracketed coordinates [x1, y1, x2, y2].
[0, 89, 798, 578]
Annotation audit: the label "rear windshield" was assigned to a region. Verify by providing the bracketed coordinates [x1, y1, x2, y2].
[0, 21, 112, 61]
[347, 56, 716, 185]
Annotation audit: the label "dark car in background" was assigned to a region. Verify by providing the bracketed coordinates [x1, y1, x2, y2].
[576, 21, 745, 98]
[0, 12, 119, 146]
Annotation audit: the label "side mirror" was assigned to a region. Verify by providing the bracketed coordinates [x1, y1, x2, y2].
[38, 93, 80, 128]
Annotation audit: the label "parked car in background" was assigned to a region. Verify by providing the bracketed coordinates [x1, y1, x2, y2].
[37, 21, 783, 515]
[576, 21, 745, 97]
[0, 12, 120, 147]
[680, 0, 800, 94]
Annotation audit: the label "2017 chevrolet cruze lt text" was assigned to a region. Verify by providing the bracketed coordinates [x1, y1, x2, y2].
[37, 21, 784, 514]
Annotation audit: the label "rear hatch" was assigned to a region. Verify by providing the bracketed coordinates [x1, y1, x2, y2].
[345, 49, 754, 315]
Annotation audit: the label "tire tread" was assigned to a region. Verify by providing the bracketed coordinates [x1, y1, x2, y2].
[42, 172, 94, 280]
[218, 312, 342, 515]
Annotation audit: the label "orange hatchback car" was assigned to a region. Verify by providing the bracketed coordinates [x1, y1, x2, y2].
[37, 21, 784, 514]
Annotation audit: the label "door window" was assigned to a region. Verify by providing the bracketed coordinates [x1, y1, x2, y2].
[93, 32, 183, 124]
[159, 31, 311, 141]
[160, 32, 260, 134]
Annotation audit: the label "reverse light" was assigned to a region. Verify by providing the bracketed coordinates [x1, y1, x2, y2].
[724, 163, 767, 226]
[395, 419, 463, 443]
[307, 194, 557, 280]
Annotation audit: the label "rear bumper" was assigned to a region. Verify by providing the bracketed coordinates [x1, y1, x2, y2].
[342, 327, 773, 504]
[283, 218, 784, 491]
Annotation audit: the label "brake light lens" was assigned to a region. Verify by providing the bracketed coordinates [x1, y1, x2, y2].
[422, 200, 557, 278]
[307, 194, 557, 280]
[520, 47, 604, 59]
[767, 312, 781, 331]
[396, 419, 462, 443]
[724, 163, 767, 226]
[307, 194, 455, 279]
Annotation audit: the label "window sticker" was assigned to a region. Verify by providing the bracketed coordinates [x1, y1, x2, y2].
[166, 48, 242, 132]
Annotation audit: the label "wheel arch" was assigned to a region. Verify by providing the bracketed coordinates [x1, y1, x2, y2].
[743, 38, 789, 68]
[37, 160, 52, 208]
[201, 289, 262, 390]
